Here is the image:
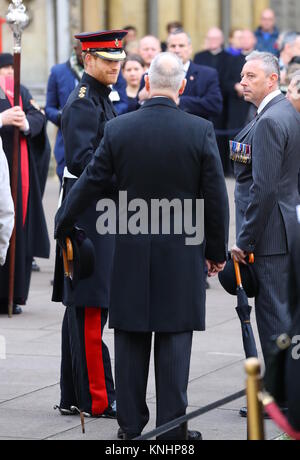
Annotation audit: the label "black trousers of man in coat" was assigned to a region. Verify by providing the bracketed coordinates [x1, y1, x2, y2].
[60, 307, 115, 415]
[115, 330, 193, 439]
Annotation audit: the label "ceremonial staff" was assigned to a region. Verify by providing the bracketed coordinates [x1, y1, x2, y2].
[6, 0, 29, 317]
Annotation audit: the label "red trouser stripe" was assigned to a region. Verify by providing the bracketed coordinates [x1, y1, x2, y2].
[84, 308, 108, 415]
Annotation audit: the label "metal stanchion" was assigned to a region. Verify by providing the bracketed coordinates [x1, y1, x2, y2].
[245, 358, 265, 440]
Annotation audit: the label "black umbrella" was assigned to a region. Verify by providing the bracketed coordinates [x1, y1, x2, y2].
[233, 256, 258, 359]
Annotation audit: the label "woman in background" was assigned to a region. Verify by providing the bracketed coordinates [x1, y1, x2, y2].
[114, 54, 145, 115]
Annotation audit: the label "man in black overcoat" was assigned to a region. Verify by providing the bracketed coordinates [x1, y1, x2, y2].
[52, 31, 128, 419]
[0, 53, 49, 315]
[55, 52, 229, 440]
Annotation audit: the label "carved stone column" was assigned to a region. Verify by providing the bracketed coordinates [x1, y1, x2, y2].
[181, 0, 197, 49]
[196, 0, 221, 51]
[82, 0, 105, 31]
[253, 0, 270, 27]
[108, 0, 147, 37]
[69, 0, 82, 37]
[157, 0, 181, 40]
[231, 0, 253, 29]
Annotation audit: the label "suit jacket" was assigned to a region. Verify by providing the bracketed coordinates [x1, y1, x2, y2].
[179, 61, 223, 121]
[55, 97, 229, 333]
[233, 94, 300, 256]
[194, 50, 232, 130]
[45, 61, 80, 180]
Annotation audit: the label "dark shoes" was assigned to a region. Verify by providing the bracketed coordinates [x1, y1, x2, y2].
[101, 400, 117, 419]
[239, 406, 288, 419]
[54, 405, 77, 416]
[32, 259, 41, 272]
[54, 401, 117, 419]
[117, 427, 202, 441]
[0, 304, 23, 315]
[117, 428, 140, 440]
[13, 305, 23, 315]
[187, 430, 203, 440]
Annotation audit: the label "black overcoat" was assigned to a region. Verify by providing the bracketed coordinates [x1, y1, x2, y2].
[55, 98, 229, 332]
[0, 85, 50, 305]
[52, 73, 117, 308]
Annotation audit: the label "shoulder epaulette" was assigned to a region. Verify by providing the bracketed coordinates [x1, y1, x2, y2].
[77, 85, 88, 99]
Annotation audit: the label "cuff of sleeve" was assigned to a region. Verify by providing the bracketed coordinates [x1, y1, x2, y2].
[21, 118, 30, 135]
[237, 238, 256, 254]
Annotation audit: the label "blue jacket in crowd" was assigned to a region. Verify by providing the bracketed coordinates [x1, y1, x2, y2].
[255, 27, 280, 56]
[45, 62, 80, 181]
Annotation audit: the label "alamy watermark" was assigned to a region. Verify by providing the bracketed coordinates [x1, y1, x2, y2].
[95, 192, 205, 246]
[0, 335, 6, 360]
[292, 335, 300, 360]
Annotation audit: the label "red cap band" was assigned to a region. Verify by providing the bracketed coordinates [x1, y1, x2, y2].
[82, 40, 122, 51]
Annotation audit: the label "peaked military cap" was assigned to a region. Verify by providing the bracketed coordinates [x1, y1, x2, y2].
[58, 227, 95, 289]
[218, 253, 259, 299]
[75, 30, 128, 62]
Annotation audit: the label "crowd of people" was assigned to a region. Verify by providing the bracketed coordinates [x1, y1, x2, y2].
[0, 6, 300, 440]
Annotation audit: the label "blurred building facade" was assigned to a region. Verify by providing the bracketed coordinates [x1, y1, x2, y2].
[0, 0, 298, 102]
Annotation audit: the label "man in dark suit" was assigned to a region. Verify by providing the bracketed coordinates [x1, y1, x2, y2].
[55, 52, 229, 440]
[229, 51, 300, 416]
[194, 27, 233, 174]
[167, 30, 223, 120]
[194, 27, 232, 83]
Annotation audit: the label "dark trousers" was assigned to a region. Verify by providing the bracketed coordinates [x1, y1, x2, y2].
[60, 307, 115, 415]
[253, 255, 291, 364]
[115, 329, 193, 439]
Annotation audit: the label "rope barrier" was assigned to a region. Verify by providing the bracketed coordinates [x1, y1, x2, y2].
[135, 389, 245, 440]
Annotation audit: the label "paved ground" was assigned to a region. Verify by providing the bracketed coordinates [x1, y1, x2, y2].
[0, 177, 283, 441]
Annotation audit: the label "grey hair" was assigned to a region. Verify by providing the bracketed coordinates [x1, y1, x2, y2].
[291, 70, 300, 94]
[281, 31, 300, 51]
[246, 51, 280, 80]
[148, 52, 185, 92]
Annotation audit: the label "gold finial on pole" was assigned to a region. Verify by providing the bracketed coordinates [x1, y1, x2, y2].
[245, 358, 265, 440]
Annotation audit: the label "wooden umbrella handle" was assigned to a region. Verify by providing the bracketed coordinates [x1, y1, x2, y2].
[62, 238, 73, 278]
[66, 238, 73, 262]
[233, 253, 255, 288]
[248, 253, 255, 264]
[233, 258, 242, 288]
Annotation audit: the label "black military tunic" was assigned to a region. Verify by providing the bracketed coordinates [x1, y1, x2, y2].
[53, 72, 117, 308]
[52, 72, 117, 416]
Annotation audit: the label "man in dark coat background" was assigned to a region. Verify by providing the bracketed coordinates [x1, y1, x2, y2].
[194, 27, 232, 174]
[55, 52, 229, 440]
[52, 30, 128, 420]
[167, 29, 223, 121]
[0, 53, 50, 315]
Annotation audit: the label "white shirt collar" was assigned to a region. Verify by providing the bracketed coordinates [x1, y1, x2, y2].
[183, 61, 191, 74]
[257, 89, 282, 114]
